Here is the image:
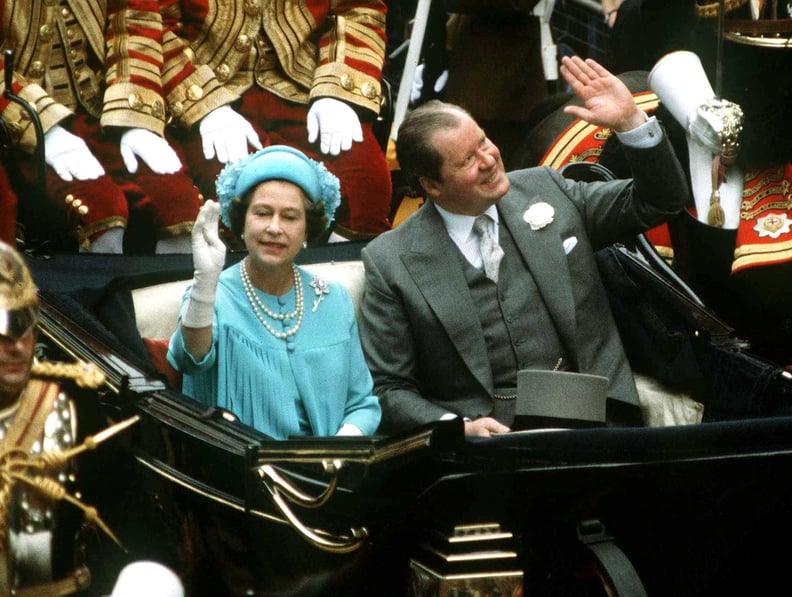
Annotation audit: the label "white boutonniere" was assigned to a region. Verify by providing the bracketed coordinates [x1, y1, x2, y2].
[309, 277, 330, 312]
[523, 202, 555, 230]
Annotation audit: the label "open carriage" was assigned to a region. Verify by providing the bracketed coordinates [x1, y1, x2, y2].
[24, 234, 792, 596]
[9, 3, 792, 593]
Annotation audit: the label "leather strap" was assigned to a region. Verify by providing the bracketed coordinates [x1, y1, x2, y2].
[2, 379, 60, 453]
[577, 519, 648, 597]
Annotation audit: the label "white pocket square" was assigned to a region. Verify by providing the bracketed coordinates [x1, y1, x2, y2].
[563, 236, 578, 255]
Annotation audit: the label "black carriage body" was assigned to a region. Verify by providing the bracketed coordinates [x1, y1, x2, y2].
[26, 244, 792, 596]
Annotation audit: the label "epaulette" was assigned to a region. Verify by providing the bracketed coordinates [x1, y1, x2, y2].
[30, 359, 106, 389]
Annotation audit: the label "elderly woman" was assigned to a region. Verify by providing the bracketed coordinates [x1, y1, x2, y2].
[167, 146, 380, 439]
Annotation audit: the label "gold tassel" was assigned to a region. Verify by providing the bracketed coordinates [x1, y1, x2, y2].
[707, 155, 726, 227]
[708, 190, 725, 227]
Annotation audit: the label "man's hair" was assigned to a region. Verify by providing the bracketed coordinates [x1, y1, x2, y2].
[395, 101, 473, 194]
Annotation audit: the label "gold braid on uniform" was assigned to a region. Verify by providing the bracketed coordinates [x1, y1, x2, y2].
[30, 360, 106, 389]
[695, 0, 748, 18]
[0, 416, 139, 550]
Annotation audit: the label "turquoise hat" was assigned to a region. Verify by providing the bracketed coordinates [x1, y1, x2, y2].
[215, 145, 341, 228]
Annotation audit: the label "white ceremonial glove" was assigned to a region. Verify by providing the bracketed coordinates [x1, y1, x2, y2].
[111, 561, 185, 597]
[120, 128, 183, 175]
[410, 63, 426, 105]
[410, 63, 448, 105]
[44, 124, 105, 181]
[199, 105, 262, 164]
[307, 97, 363, 156]
[335, 423, 363, 437]
[182, 200, 226, 328]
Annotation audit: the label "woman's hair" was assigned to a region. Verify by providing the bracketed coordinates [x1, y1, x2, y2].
[227, 183, 328, 244]
[395, 100, 472, 194]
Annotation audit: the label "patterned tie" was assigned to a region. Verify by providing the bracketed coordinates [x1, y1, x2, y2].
[473, 214, 504, 283]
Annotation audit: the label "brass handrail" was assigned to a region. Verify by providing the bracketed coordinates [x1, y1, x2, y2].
[259, 462, 368, 553]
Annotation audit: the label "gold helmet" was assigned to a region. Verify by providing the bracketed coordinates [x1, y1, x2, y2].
[697, 0, 792, 47]
[0, 241, 38, 339]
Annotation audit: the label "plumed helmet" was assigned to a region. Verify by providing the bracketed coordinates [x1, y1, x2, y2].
[0, 241, 38, 339]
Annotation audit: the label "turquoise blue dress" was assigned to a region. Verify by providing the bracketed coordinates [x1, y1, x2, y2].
[167, 262, 381, 439]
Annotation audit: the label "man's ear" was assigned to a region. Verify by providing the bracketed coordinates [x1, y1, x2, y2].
[418, 176, 440, 199]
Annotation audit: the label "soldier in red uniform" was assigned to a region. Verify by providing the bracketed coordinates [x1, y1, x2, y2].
[0, 0, 201, 253]
[160, 0, 392, 242]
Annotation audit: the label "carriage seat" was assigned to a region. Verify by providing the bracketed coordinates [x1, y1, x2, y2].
[133, 260, 366, 341]
[131, 257, 701, 427]
[131, 260, 366, 389]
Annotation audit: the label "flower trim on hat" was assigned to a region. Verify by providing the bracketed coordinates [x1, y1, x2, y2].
[215, 148, 342, 230]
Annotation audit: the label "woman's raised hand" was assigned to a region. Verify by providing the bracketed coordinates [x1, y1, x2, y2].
[183, 200, 226, 329]
[191, 200, 226, 279]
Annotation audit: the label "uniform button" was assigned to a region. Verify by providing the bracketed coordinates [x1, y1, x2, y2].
[152, 100, 164, 118]
[61, 7, 70, 17]
[243, 0, 260, 15]
[186, 84, 203, 101]
[78, 205, 89, 215]
[39, 25, 53, 41]
[64, 194, 74, 204]
[29, 61, 45, 78]
[215, 64, 231, 82]
[235, 34, 251, 52]
[360, 81, 378, 100]
[169, 101, 184, 116]
[66, 28, 74, 39]
[128, 93, 142, 109]
[339, 74, 354, 91]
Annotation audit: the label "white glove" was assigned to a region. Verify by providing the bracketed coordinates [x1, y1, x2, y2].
[410, 63, 426, 105]
[120, 128, 183, 174]
[182, 200, 226, 328]
[199, 105, 262, 164]
[410, 63, 448, 104]
[111, 561, 185, 597]
[336, 423, 363, 437]
[307, 97, 363, 156]
[44, 124, 105, 181]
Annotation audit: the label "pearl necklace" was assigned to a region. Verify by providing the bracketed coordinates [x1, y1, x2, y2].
[240, 258, 304, 339]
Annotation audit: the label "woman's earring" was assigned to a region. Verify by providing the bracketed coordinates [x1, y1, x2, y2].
[302, 241, 308, 249]
[241, 233, 245, 240]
